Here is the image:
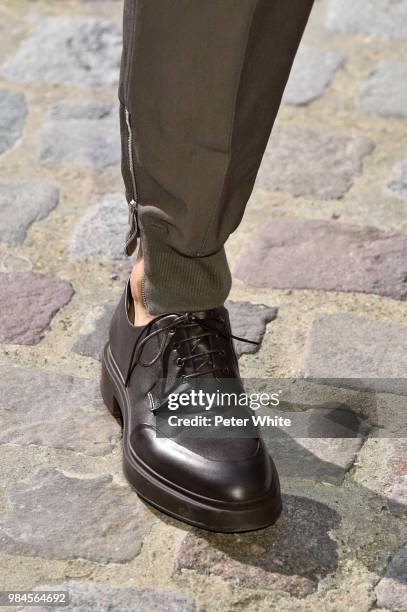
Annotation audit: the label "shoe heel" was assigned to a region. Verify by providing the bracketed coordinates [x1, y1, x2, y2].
[100, 357, 122, 421]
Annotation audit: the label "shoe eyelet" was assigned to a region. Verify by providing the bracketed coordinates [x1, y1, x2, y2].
[169, 328, 176, 335]
[176, 357, 184, 367]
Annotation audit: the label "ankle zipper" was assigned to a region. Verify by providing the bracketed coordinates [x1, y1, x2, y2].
[124, 107, 148, 309]
[124, 107, 140, 256]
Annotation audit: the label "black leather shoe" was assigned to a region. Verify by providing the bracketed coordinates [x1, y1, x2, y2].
[100, 282, 282, 532]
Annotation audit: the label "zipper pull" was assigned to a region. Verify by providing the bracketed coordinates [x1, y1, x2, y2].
[124, 199, 140, 256]
[128, 199, 139, 233]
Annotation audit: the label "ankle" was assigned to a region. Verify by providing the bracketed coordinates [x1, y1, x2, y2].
[129, 250, 155, 327]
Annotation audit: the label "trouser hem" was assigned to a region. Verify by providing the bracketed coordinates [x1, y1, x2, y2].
[140, 223, 232, 315]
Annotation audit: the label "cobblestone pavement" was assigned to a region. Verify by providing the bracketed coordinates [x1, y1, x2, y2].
[0, 1, 406, 610]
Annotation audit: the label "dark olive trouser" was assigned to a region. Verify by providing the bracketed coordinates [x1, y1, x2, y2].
[119, 0, 314, 314]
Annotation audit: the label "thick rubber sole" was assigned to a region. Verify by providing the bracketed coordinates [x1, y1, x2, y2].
[100, 343, 283, 532]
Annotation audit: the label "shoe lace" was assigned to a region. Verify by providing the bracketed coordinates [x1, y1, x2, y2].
[124, 311, 259, 387]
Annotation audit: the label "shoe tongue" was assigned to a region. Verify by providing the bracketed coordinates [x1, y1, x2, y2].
[150, 309, 228, 377]
[180, 319, 214, 374]
[183, 310, 227, 376]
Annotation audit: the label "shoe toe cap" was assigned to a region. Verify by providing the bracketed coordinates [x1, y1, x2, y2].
[130, 426, 277, 504]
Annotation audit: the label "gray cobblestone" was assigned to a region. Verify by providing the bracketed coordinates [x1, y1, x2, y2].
[39, 101, 120, 167]
[256, 126, 374, 198]
[0, 467, 154, 563]
[0, 364, 120, 455]
[266, 426, 364, 485]
[0, 89, 27, 154]
[227, 301, 277, 356]
[69, 193, 127, 259]
[2, 17, 121, 87]
[0, 181, 58, 245]
[283, 46, 345, 105]
[302, 314, 407, 390]
[359, 61, 407, 118]
[71, 301, 116, 360]
[327, 0, 407, 40]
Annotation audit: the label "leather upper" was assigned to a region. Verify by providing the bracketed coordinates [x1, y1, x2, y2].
[108, 282, 276, 503]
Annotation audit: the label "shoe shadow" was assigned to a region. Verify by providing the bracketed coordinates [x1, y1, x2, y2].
[174, 493, 340, 598]
[169, 414, 406, 599]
